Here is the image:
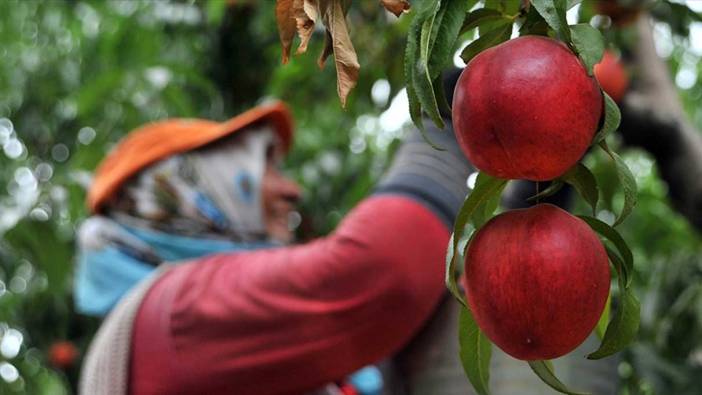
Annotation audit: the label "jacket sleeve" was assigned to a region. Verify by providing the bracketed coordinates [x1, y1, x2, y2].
[129, 195, 450, 395]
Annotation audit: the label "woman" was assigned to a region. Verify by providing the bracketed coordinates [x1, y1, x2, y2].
[77, 95, 618, 394]
[76, 100, 473, 394]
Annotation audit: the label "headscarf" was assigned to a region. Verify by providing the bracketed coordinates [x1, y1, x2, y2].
[110, 126, 275, 240]
[75, 125, 280, 316]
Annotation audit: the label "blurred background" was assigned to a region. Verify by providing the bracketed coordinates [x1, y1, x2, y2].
[0, 0, 701, 394]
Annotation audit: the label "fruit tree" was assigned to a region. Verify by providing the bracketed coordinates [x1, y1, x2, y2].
[277, 0, 646, 393]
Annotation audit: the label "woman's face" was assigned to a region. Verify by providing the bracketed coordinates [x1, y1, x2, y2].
[261, 145, 301, 243]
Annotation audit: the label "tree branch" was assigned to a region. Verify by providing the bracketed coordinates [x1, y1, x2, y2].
[618, 14, 702, 232]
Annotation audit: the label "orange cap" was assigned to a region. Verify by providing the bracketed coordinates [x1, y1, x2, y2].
[87, 101, 293, 214]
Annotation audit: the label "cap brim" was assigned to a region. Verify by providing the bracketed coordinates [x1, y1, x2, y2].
[87, 101, 294, 213]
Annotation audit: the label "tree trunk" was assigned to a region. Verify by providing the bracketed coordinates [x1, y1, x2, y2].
[619, 14, 702, 231]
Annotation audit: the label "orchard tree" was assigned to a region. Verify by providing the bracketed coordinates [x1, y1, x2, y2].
[0, 0, 701, 393]
[275, 0, 701, 393]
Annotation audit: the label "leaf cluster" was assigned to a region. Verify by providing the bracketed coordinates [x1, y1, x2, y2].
[433, 1, 647, 394]
[275, 0, 410, 107]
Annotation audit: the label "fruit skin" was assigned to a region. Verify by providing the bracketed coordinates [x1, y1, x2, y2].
[48, 341, 79, 369]
[594, 51, 629, 103]
[464, 204, 610, 360]
[452, 36, 602, 181]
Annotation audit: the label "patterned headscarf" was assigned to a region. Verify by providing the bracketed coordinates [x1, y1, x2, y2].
[108, 126, 276, 242]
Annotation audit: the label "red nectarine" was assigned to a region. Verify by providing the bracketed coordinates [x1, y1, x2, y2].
[594, 50, 629, 103]
[452, 36, 602, 181]
[464, 204, 610, 360]
[48, 341, 79, 369]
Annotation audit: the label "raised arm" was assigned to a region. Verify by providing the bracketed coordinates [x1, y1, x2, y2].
[129, 123, 472, 395]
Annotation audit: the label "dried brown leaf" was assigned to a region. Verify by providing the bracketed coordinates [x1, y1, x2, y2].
[317, 30, 333, 68]
[380, 0, 410, 17]
[294, 0, 318, 55]
[319, 0, 359, 107]
[275, 0, 297, 64]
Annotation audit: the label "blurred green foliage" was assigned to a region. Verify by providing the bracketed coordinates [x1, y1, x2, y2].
[0, 0, 700, 394]
[0, 1, 408, 392]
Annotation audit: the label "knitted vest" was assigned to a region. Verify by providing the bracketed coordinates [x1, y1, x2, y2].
[78, 267, 169, 395]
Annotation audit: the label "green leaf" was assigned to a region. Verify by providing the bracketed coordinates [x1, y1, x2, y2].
[405, 0, 473, 135]
[471, 172, 507, 228]
[569, 23, 604, 75]
[562, 163, 599, 215]
[459, 305, 493, 395]
[598, 141, 637, 225]
[428, 1, 447, 52]
[605, 244, 630, 288]
[519, 5, 550, 36]
[577, 211, 639, 360]
[587, 286, 640, 359]
[593, 92, 621, 143]
[404, 3, 424, 131]
[461, 8, 505, 34]
[460, 22, 513, 64]
[413, 66, 447, 145]
[483, 0, 502, 12]
[503, 0, 521, 15]
[406, 84, 424, 130]
[447, 174, 508, 305]
[415, 0, 445, 130]
[478, 16, 512, 37]
[596, 293, 612, 340]
[530, 0, 571, 41]
[428, 0, 471, 78]
[452, 174, 508, 253]
[405, 0, 446, 145]
[527, 180, 564, 202]
[433, 73, 451, 117]
[485, 0, 520, 15]
[664, 0, 702, 23]
[577, 215, 634, 287]
[445, 233, 467, 306]
[528, 361, 590, 395]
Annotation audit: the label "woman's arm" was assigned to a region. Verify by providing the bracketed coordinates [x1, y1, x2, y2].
[129, 117, 472, 395]
[130, 195, 450, 395]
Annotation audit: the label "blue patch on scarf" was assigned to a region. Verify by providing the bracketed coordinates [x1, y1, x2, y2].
[74, 225, 275, 317]
[75, 248, 155, 317]
[194, 192, 230, 230]
[234, 170, 256, 205]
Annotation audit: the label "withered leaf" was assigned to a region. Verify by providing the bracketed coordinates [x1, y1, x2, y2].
[317, 30, 333, 68]
[319, 0, 359, 107]
[380, 0, 411, 17]
[294, 0, 318, 55]
[275, 0, 297, 64]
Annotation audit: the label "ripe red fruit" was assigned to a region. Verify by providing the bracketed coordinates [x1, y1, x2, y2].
[464, 204, 610, 360]
[594, 51, 629, 103]
[48, 341, 79, 369]
[452, 36, 602, 181]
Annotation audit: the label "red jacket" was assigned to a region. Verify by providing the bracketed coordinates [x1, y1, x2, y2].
[129, 195, 449, 394]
